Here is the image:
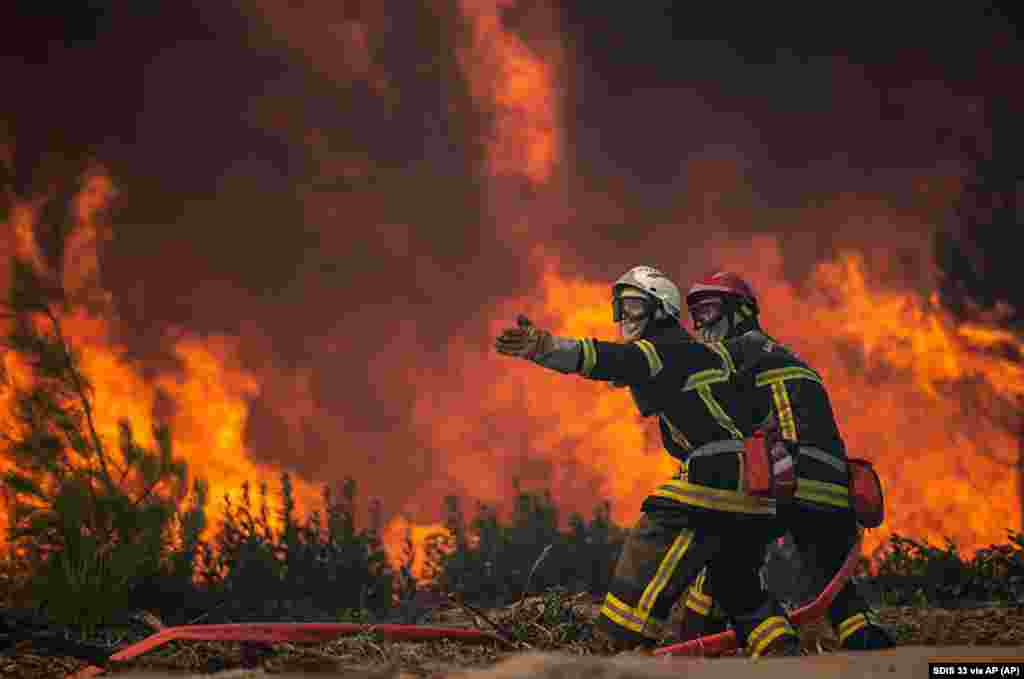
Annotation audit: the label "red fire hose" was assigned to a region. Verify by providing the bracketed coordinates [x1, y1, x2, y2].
[652, 533, 863, 657]
[70, 622, 502, 678]
[71, 536, 862, 676]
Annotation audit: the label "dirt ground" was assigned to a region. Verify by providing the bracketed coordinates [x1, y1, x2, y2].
[7, 599, 1024, 679]
[94, 646, 1024, 679]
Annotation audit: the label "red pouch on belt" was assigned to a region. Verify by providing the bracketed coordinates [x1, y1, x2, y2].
[769, 442, 797, 501]
[847, 458, 884, 528]
[743, 433, 797, 500]
[743, 434, 772, 496]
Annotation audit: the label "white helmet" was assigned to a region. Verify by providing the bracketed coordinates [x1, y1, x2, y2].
[612, 266, 682, 322]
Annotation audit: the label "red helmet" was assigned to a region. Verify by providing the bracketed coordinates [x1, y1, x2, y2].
[685, 271, 758, 312]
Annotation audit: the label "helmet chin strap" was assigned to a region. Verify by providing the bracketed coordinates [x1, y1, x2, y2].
[697, 315, 730, 342]
[619, 316, 649, 341]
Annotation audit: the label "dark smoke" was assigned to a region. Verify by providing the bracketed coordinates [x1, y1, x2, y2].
[558, 3, 1018, 291]
[935, 94, 1023, 329]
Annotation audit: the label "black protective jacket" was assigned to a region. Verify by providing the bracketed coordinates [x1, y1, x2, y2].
[571, 321, 774, 516]
[720, 330, 851, 511]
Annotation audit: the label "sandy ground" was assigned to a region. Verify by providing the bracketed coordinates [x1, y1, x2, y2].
[99, 646, 1024, 679]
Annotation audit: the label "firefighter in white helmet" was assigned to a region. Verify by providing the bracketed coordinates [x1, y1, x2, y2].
[680, 271, 895, 651]
[495, 266, 800, 657]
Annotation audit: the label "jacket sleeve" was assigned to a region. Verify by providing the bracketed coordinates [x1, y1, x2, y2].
[576, 338, 669, 384]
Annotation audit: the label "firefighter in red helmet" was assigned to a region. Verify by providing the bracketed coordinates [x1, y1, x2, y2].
[686, 272, 761, 344]
[494, 266, 800, 657]
[680, 271, 895, 651]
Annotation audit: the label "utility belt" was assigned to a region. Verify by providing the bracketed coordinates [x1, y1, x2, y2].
[685, 436, 884, 528]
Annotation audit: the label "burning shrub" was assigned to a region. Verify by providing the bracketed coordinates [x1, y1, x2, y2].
[873, 532, 1024, 606]
[424, 485, 625, 608]
[0, 258, 198, 633]
[0, 255, 395, 631]
[193, 473, 395, 624]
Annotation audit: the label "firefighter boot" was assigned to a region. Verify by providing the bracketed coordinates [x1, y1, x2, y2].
[756, 632, 802, 658]
[677, 610, 728, 643]
[745, 615, 801, 658]
[590, 621, 658, 655]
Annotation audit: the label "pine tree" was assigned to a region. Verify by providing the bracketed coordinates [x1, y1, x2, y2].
[170, 477, 208, 582]
[278, 472, 301, 587]
[428, 491, 627, 605]
[0, 258, 195, 632]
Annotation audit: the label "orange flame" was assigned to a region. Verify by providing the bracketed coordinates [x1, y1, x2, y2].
[10, 200, 47, 276]
[805, 252, 1022, 555]
[0, 170, 323, 550]
[63, 166, 116, 304]
[456, 0, 561, 185]
[381, 515, 452, 582]
[812, 255, 1024, 400]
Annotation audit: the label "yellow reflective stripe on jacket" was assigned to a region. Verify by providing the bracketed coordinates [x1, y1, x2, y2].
[755, 366, 823, 386]
[661, 414, 694, 451]
[770, 382, 798, 440]
[684, 368, 722, 390]
[755, 366, 823, 442]
[579, 338, 597, 376]
[653, 478, 775, 515]
[683, 367, 744, 440]
[632, 339, 664, 378]
[698, 387, 745, 439]
[795, 478, 850, 508]
[704, 341, 736, 374]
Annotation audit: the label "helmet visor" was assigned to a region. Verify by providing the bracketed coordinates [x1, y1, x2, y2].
[689, 297, 724, 330]
[612, 295, 655, 322]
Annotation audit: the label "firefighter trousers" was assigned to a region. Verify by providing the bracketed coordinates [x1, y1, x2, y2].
[596, 505, 794, 655]
[685, 504, 875, 645]
[785, 504, 875, 642]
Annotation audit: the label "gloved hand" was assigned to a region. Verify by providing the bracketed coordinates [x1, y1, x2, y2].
[495, 315, 555, 360]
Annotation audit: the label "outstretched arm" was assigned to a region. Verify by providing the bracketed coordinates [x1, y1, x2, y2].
[495, 315, 665, 384]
